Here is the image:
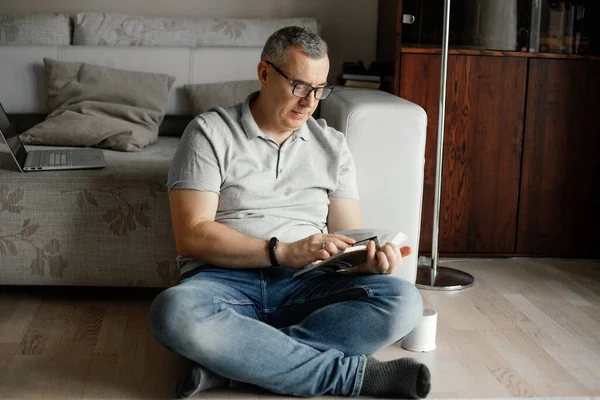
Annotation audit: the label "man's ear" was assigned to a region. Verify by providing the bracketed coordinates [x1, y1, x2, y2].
[257, 61, 269, 85]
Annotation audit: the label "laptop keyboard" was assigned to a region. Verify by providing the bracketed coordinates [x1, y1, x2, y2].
[26, 150, 73, 168]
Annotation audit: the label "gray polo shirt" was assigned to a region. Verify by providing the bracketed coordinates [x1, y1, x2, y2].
[168, 92, 359, 274]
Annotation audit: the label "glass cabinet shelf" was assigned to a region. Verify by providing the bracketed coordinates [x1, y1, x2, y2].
[400, 0, 599, 56]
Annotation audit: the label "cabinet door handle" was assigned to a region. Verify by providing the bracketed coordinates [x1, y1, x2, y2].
[403, 14, 416, 24]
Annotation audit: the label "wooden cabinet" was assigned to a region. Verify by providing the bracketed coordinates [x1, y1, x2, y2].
[400, 53, 527, 254]
[396, 52, 600, 258]
[518, 59, 600, 258]
[377, 3, 600, 258]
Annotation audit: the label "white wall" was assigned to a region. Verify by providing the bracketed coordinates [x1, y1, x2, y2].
[0, 0, 379, 80]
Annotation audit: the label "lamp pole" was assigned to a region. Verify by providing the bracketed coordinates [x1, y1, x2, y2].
[415, 0, 474, 291]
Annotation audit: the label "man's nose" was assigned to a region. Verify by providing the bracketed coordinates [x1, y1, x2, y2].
[300, 93, 318, 108]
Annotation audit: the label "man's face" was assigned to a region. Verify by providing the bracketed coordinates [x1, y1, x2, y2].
[264, 47, 330, 132]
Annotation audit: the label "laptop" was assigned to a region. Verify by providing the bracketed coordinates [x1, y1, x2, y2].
[0, 101, 106, 172]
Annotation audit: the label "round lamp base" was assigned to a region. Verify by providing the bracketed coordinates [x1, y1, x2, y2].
[415, 265, 474, 291]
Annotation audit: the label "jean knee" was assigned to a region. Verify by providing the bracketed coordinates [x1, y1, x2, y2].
[148, 288, 178, 346]
[374, 276, 423, 341]
[148, 285, 219, 349]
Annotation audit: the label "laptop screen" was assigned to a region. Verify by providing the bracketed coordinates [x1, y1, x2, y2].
[0, 102, 27, 169]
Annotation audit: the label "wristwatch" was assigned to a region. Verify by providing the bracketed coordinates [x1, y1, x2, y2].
[268, 237, 279, 267]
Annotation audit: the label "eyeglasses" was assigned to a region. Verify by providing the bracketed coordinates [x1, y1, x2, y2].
[266, 61, 334, 100]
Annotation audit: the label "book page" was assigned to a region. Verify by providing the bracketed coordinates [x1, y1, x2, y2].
[334, 229, 407, 247]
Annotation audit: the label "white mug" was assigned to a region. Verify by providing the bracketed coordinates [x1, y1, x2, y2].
[400, 307, 438, 352]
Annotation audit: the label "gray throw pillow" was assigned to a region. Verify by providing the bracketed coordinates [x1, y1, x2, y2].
[21, 58, 175, 152]
[184, 80, 261, 116]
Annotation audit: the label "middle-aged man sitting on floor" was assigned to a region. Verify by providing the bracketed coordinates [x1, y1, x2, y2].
[149, 26, 431, 399]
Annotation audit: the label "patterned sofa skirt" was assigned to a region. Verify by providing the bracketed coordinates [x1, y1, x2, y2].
[0, 137, 180, 287]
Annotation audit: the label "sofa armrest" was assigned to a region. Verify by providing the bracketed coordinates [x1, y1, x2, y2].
[320, 87, 428, 284]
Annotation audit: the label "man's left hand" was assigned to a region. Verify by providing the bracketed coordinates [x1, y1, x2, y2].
[346, 241, 412, 275]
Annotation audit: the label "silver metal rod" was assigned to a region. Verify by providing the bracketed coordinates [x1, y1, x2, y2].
[431, 0, 452, 286]
[416, 0, 474, 292]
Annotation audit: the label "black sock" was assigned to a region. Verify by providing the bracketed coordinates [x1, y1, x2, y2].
[175, 364, 230, 398]
[359, 357, 431, 399]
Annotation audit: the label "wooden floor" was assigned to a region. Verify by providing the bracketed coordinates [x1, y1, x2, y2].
[0, 258, 599, 399]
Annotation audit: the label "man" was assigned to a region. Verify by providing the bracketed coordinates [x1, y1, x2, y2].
[149, 26, 431, 399]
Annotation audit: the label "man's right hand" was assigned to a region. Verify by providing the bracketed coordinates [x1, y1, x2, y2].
[276, 233, 356, 269]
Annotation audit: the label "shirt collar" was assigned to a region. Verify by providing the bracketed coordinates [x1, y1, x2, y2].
[241, 91, 263, 140]
[292, 123, 311, 141]
[241, 91, 311, 142]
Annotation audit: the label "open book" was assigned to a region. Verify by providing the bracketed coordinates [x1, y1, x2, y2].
[293, 228, 408, 277]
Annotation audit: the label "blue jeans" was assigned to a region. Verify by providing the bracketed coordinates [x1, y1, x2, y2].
[148, 266, 423, 397]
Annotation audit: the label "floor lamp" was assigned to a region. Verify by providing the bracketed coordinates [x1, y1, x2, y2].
[415, 0, 474, 291]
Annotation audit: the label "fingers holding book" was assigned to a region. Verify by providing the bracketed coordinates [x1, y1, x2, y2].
[348, 241, 412, 275]
[364, 240, 400, 275]
[292, 228, 411, 277]
[399, 245, 412, 258]
[320, 234, 355, 256]
[277, 233, 356, 269]
[378, 241, 402, 274]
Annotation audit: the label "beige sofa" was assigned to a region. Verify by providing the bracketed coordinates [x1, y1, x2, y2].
[0, 13, 427, 287]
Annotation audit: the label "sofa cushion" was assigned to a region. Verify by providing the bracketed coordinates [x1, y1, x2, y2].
[0, 13, 71, 45]
[20, 58, 175, 152]
[185, 80, 260, 115]
[73, 12, 320, 47]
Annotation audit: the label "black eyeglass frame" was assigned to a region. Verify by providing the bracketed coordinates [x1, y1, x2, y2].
[265, 61, 334, 100]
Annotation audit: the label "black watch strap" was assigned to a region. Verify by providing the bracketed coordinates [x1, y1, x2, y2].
[268, 237, 279, 267]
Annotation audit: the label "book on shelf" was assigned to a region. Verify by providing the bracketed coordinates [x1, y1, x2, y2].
[342, 79, 381, 89]
[293, 228, 408, 277]
[341, 73, 381, 82]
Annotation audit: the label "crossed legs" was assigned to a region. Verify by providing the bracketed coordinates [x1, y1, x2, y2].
[148, 267, 428, 397]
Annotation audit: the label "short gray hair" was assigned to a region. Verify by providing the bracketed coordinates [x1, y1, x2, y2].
[261, 26, 328, 66]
